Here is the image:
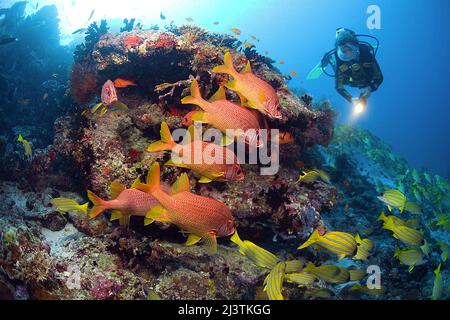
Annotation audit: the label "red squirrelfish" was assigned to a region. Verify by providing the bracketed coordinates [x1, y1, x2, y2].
[212, 52, 282, 119]
[147, 121, 244, 183]
[181, 79, 263, 147]
[114, 78, 137, 88]
[135, 162, 235, 253]
[87, 180, 168, 226]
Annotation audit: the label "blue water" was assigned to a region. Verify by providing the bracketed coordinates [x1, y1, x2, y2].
[2, 0, 450, 177]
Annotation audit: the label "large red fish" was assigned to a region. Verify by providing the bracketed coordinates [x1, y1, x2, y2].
[136, 162, 236, 253]
[181, 80, 263, 147]
[87, 180, 169, 226]
[147, 121, 244, 183]
[212, 52, 282, 119]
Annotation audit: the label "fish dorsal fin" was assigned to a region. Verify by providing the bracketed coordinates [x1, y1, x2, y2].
[242, 60, 253, 74]
[131, 178, 142, 188]
[18, 134, 23, 142]
[110, 181, 125, 199]
[209, 86, 226, 102]
[171, 173, 190, 194]
[185, 234, 202, 246]
[355, 233, 362, 244]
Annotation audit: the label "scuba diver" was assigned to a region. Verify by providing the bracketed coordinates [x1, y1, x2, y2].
[308, 28, 383, 113]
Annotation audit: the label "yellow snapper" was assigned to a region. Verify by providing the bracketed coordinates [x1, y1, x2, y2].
[377, 189, 406, 212]
[17, 134, 32, 157]
[394, 247, 426, 272]
[304, 288, 334, 299]
[431, 264, 443, 300]
[437, 241, 449, 262]
[350, 284, 385, 296]
[353, 234, 374, 260]
[230, 230, 279, 270]
[383, 218, 424, 246]
[50, 197, 89, 215]
[263, 261, 285, 300]
[303, 262, 350, 284]
[298, 229, 357, 260]
[349, 268, 367, 281]
[295, 169, 330, 184]
[284, 271, 316, 287]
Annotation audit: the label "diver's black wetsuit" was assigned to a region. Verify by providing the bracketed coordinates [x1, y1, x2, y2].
[335, 43, 383, 102]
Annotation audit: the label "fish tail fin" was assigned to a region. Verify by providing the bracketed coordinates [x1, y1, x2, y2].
[383, 219, 395, 231]
[135, 162, 161, 194]
[303, 262, 316, 273]
[297, 229, 321, 250]
[378, 211, 387, 222]
[212, 51, 238, 78]
[180, 79, 207, 108]
[434, 263, 441, 276]
[87, 190, 108, 218]
[80, 202, 89, 215]
[147, 121, 177, 152]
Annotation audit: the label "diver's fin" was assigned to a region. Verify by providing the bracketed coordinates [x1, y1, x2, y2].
[145, 204, 170, 222]
[171, 173, 190, 194]
[209, 86, 226, 102]
[110, 181, 125, 199]
[185, 234, 202, 246]
[306, 61, 324, 80]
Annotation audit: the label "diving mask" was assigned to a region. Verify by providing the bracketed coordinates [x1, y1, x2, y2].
[337, 43, 360, 62]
